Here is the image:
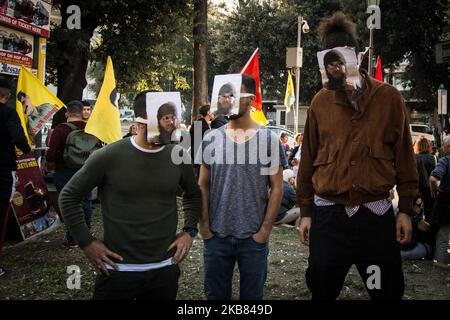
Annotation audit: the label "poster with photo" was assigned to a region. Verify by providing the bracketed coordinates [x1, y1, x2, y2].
[211, 74, 242, 118]
[0, 25, 34, 68]
[145, 92, 182, 144]
[9, 151, 56, 240]
[317, 46, 360, 89]
[0, 0, 51, 38]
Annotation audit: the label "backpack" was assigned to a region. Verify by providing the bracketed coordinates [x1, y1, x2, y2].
[62, 123, 101, 169]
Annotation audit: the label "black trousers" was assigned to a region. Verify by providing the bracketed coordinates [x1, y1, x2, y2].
[93, 264, 180, 300]
[306, 204, 404, 300]
[0, 169, 14, 253]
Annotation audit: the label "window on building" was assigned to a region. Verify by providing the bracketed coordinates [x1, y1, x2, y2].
[280, 111, 286, 126]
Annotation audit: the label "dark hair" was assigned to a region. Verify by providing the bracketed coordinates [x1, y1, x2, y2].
[280, 132, 288, 139]
[199, 104, 211, 117]
[317, 11, 358, 50]
[324, 49, 346, 66]
[414, 193, 423, 205]
[0, 77, 12, 90]
[241, 74, 256, 95]
[81, 100, 91, 107]
[0, 77, 11, 98]
[66, 100, 83, 115]
[133, 90, 151, 119]
[218, 83, 235, 96]
[157, 102, 176, 121]
[17, 91, 26, 101]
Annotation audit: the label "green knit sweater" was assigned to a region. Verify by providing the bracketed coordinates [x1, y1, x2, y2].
[59, 138, 201, 264]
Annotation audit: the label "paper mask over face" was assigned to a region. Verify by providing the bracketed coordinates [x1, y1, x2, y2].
[141, 92, 182, 145]
[211, 74, 242, 118]
[317, 47, 360, 89]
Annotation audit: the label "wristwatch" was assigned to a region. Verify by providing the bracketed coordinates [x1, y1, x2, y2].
[182, 227, 198, 238]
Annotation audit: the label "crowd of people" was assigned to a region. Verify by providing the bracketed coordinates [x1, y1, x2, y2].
[0, 11, 448, 301]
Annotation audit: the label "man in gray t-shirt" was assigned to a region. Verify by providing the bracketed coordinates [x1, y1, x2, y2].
[197, 75, 285, 300]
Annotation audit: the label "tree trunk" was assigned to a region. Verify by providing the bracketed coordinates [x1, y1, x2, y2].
[54, 1, 99, 103]
[192, 0, 208, 122]
[57, 51, 89, 103]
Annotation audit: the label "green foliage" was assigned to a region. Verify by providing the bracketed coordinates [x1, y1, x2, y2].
[209, 0, 449, 106]
[47, 1, 194, 106]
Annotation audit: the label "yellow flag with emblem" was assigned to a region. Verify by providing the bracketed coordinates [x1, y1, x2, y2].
[85, 56, 122, 144]
[15, 66, 65, 145]
[284, 70, 295, 113]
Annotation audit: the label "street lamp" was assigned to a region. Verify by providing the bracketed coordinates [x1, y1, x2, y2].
[294, 16, 309, 134]
[367, 0, 380, 76]
[286, 16, 308, 134]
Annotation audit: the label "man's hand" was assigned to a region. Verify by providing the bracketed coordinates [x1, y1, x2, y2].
[291, 158, 300, 166]
[252, 228, 270, 244]
[83, 240, 123, 276]
[429, 176, 442, 198]
[299, 217, 311, 246]
[168, 232, 194, 264]
[396, 212, 412, 245]
[199, 221, 214, 240]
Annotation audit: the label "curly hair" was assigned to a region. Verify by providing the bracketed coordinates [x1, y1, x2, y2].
[317, 11, 358, 50]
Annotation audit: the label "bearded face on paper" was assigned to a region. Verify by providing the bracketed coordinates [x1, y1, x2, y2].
[324, 50, 348, 90]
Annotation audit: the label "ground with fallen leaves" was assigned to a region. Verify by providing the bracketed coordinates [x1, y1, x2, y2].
[0, 205, 449, 300]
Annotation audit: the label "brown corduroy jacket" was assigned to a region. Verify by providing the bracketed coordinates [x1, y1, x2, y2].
[297, 76, 418, 218]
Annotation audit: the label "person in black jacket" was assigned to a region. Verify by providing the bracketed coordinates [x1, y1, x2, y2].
[0, 77, 31, 277]
[414, 136, 436, 222]
[190, 104, 214, 179]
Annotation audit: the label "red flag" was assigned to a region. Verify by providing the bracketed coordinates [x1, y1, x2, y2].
[375, 55, 383, 82]
[240, 48, 262, 110]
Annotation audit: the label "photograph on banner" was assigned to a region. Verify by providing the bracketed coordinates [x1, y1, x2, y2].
[0, 25, 34, 68]
[16, 66, 64, 144]
[0, 0, 51, 37]
[211, 74, 242, 118]
[317, 46, 360, 89]
[9, 151, 57, 240]
[145, 92, 182, 145]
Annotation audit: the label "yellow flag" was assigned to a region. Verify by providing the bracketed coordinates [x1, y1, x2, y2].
[15, 66, 65, 144]
[85, 56, 121, 144]
[284, 70, 295, 113]
[251, 109, 267, 126]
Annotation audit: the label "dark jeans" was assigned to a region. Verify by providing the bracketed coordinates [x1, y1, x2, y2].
[92, 264, 180, 300]
[0, 169, 13, 253]
[203, 235, 269, 300]
[306, 204, 404, 300]
[419, 187, 434, 222]
[54, 168, 92, 241]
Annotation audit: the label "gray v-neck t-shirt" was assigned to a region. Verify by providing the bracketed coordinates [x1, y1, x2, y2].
[196, 126, 286, 238]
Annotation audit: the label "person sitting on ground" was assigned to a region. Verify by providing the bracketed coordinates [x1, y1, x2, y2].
[280, 132, 290, 167]
[400, 194, 433, 260]
[274, 169, 300, 226]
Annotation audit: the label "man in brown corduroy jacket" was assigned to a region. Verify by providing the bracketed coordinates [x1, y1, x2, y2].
[297, 12, 418, 300]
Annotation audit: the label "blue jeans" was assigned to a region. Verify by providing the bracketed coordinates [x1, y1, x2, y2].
[54, 168, 92, 241]
[203, 235, 269, 300]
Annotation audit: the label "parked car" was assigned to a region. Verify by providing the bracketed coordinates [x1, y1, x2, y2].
[410, 123, 435, 145]
[120, 109, 135, 123]
[267, 125, 296, 148]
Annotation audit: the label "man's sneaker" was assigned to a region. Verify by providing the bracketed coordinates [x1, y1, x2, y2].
[0, 266, 6, 278]
[62, 239, 78, 247]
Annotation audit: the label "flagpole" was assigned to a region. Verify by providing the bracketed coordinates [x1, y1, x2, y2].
[241, 48, 259, 74]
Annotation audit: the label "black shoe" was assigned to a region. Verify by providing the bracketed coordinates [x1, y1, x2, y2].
[0, 266, 6, 278]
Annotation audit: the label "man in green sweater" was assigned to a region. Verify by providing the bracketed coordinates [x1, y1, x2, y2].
[59, 91, 201, 300]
